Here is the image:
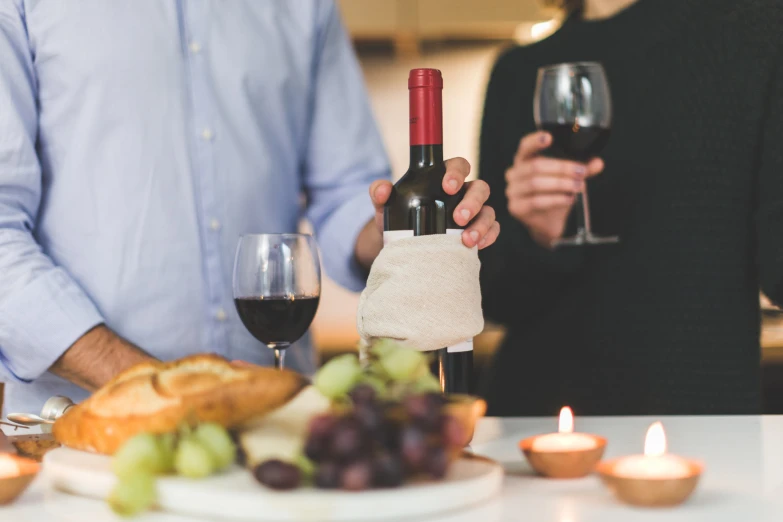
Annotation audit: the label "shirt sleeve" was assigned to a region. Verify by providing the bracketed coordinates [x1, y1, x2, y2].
[302, 0, 391, 293]
[0, 1, 104, 382]
[477, 49, 585, 325]
[757, 46, 783, 307]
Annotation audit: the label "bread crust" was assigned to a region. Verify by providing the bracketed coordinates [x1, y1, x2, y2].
[52, 354, 308, 454]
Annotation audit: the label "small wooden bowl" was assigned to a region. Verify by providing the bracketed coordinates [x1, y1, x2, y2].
[596, 458, 703, 507]
[333, 394, 486, 448]
[444, 394, 487, 447]
[519, 435, 607, 478]
[0, 455, 40, 505]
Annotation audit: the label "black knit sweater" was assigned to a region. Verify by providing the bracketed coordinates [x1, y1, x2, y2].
[478, 0, 783, 416]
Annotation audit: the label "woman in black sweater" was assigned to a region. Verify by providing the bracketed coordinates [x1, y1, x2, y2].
[478, 0, 783, 416]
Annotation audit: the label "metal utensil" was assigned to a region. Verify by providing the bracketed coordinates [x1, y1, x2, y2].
[5, 413, 54, 427]
[0, 421, 28, 430]
[3, 395, 75, 433]
[40, 396, 74, 421]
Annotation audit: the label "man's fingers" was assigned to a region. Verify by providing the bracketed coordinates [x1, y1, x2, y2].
[453, 179, 490, 227]
[477, 221, 500, 249]
[443, 157, 471, 194]
[370, 180, 392, 209]
[462, 205, 496, 247]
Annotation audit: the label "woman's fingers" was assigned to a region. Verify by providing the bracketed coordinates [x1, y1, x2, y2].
[508, 157, 588, 181]
[515, 131, 552, 163]
[508, 194, 575, 216]
[506, 176, 585, 198]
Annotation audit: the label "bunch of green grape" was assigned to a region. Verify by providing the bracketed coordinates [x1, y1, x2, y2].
[108, 423, 236, 516]
[313, 340, 440, 403]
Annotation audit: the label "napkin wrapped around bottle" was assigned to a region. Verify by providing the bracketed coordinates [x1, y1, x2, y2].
[356, 234, 484, 352]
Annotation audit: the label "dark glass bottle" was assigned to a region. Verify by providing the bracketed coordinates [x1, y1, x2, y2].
[383, 68, 473, 395]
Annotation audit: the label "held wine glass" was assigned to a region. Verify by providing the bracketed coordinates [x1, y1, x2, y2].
[534, 61, 617, 246]
[233, 234, 321, 370]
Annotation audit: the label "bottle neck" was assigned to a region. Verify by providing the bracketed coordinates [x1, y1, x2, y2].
[409, 144, 444, 169]
[409, 79, 443, 152]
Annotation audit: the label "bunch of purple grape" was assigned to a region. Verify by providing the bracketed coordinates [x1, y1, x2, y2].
[253, 384, 465, 491]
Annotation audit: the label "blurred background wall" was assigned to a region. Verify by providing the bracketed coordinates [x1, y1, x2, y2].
[311, 0, 783, 409]
[0, 1, 780, 414]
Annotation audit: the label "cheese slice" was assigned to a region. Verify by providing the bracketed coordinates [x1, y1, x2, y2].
[239, 385, 331, 467]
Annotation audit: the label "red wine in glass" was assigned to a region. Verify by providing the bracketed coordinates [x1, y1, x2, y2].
[539, 123, 611, 163]
[534, 62, 617, 246]
[232, 234, 321, 369]
[234, 296, 320, 346]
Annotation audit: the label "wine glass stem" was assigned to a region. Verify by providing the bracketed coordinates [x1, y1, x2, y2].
[270, 344, 289, 370]
[577, 189, 593, 237]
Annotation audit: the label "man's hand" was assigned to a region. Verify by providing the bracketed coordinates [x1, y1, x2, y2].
[506, 131, 604, 247]
[50, 325, 155, 392]
[355, 157, 499, 270]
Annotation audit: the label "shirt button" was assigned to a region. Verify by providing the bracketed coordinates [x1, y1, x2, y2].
[215, 309, 227, 322]
[209, 218, 221, 231]
[189, 41, 202, 54]
[201, 128, 214, 141]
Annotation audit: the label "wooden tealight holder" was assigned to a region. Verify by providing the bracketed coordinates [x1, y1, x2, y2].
[519, 435, 607, 479]
[596, 458, 703, 507]
[0, 455, 40, 505]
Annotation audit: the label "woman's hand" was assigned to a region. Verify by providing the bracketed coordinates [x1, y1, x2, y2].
[505, 131, 604, 247]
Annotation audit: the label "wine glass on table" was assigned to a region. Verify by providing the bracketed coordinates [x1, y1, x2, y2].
[534, 61, 617, 246]
[233, 234, 321, 370]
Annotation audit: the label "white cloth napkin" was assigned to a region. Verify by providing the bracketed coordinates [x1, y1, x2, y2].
[357, 234, 484, 352]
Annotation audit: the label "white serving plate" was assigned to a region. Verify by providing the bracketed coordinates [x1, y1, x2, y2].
[44, 447, 503, 521]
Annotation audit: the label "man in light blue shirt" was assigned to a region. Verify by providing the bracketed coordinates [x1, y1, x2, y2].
[0, 0, 498, 414]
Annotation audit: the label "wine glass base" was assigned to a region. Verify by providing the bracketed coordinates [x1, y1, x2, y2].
[554, 232, 620, 247]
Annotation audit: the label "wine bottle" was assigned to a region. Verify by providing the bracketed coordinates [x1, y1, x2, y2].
[383, 68, 473, 395]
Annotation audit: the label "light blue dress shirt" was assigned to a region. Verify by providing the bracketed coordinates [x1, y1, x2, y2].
[0, 0, 389, 414]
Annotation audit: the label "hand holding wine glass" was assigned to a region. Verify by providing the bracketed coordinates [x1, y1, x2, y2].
[505, 131, 604, 247]
[529, 61, 616, 246]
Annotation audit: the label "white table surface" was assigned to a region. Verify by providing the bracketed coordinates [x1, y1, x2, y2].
[4, 415, 783, 522]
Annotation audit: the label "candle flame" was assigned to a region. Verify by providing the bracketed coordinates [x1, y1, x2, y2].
[558, 406, 574, 434]
[644, 421, 667, 457]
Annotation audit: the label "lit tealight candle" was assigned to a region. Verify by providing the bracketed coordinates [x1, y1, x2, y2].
[531, 407, 598, 452]
[612, 422, 691, 479]
[519, 406, 607, 478]
[0, 455, 19, 479]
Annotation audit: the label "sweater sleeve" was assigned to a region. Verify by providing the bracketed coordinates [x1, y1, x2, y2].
[757, 47, 783, 307]
[477, 49, 585, 326]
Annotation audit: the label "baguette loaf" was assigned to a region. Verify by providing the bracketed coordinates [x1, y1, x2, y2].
[52, 354, 308, 454]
